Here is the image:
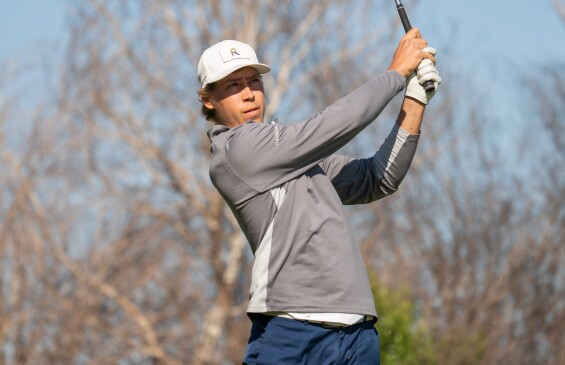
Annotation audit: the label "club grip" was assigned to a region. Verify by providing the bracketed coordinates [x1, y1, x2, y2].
[396, 5, 412, 33]
[396, 4, 436, 92]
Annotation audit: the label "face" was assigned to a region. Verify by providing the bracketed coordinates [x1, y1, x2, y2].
[203, 67, 265, 127]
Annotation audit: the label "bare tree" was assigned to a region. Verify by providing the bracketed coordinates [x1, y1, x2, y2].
[0, 1, 405, 364]
[6, 0, 564, 364]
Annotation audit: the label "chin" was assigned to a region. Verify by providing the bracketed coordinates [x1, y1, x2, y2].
[241, 113, 263, 123]
[245, 114, 263, 123]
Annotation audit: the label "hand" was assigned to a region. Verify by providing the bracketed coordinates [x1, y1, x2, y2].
[387, 28, 435, 78]
[405, 47, 442, 105]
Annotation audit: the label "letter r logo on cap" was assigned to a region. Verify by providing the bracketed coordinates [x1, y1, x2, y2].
[219, 46, 249, 63]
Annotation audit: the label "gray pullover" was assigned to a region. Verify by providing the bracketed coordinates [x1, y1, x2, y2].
[207, 70, 419, 316]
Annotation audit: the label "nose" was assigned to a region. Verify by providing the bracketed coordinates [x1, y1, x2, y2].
[241, 84, 255, 101]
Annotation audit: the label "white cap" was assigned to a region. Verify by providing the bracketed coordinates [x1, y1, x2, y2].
[197, 40, 271, 88]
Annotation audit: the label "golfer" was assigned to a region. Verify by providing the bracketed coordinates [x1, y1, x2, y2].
[197, 28, 441, 364]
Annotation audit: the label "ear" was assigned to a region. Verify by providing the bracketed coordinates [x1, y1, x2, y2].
[202, 96, 215, 111]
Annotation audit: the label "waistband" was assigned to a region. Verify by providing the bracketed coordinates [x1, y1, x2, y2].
[250, 313, 376, 329]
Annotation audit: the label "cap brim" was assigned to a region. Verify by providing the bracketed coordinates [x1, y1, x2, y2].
[208, 62, 271, 84]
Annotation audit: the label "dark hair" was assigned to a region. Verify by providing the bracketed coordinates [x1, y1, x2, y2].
[197, 83, 216, 122]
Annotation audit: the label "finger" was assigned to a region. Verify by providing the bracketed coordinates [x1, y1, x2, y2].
[419, 52, 436, 65]
[403, 27, 421, 39]
[417, 60, 435, 73]
[405, 36, 428, 49]
[419, 72, 441, 85]
[417, 65, 437, 78]
[422, 47, 437, 56]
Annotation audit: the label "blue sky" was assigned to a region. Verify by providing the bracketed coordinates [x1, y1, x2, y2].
[423, 0, 565, 63]
[0, 0, 66, 59]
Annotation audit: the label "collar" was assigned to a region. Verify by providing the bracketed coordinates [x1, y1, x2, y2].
[206, 124, 230, 143]
[206, 120, 258, 142]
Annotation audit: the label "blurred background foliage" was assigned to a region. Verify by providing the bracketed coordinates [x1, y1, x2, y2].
[0, 0, 564, 364]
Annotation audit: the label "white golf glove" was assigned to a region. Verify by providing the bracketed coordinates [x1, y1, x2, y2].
[405, 47, 442, 105]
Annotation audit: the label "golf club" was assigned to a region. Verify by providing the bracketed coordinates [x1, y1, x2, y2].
[394, 0, 435, 92]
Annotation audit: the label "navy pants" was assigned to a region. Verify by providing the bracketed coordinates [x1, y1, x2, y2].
[242, 314, 380, 365]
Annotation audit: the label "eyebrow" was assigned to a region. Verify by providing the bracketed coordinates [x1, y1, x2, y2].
[222, 72, 261, 84]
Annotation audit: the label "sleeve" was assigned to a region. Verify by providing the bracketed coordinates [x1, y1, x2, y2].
[319, 123, 420, 205]
[225, 71, 405, 192]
